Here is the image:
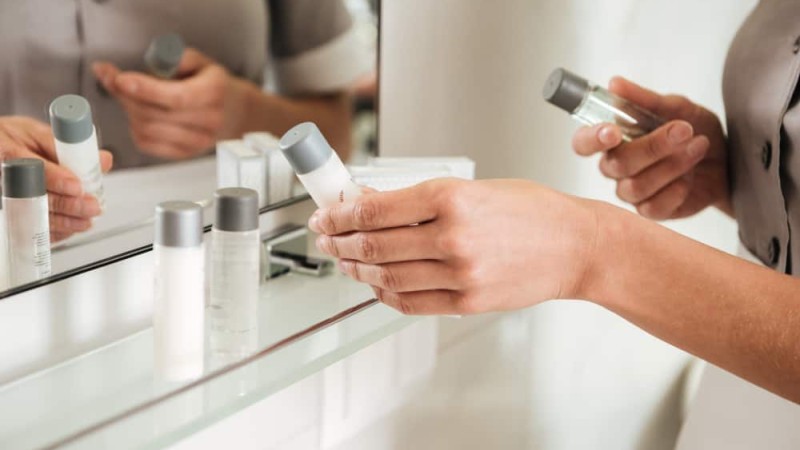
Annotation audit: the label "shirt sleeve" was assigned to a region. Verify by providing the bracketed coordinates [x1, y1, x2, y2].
[268, 0, 371, 95]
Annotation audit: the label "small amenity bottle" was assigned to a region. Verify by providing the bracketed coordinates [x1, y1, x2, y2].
[153, 201, 205, 382]
[543, 68, 665, 141]
[279, 122, 362, 208]
[145, 33, 185, 79]
[49, 94, 105, 207]
[209, 188, 260, 355]
[2, 159, 52, 286]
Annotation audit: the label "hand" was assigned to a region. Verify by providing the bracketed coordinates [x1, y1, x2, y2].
[0, 117, 113, 242]
[92, 48, 244, 160]
[309, 179, 598, 315]
[571, 77, 729, 220]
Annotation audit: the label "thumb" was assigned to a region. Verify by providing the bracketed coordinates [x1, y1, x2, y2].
[175, 48, 215, 78]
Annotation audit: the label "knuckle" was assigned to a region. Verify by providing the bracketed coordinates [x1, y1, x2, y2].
[356, 233, 379, 262]
[600, 154, 625, 178]
[454, 293, 479, 315]
[378, 266, 400, 291]
[319, 210, 338, 235]
[353, 200, 380, 229]
[455, 262, 481, 288]
[437, 230, 468, 258]
[397, 296, 416, 315]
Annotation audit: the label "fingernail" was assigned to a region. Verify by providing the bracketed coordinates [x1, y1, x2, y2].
[60, 179, 83, 197]
[598, 126, 619, 146]
[308, 213, 321, 233]
[686, 137, 707, 159]
[668, 122, 692, 145]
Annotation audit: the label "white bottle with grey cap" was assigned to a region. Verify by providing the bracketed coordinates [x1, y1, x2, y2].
[209, 188, 260, 354]
[153, 201, 205, 382]
[145, 33, 185, 79]
[279, 122, 362, 208]
[49, 94, 105, 207]
[2, 159, 52, 286]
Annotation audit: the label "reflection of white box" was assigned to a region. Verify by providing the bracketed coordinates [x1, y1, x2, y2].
[367, 156, 475, 180]
[216, 140, 267, 207]
[244, 132, 294, 205]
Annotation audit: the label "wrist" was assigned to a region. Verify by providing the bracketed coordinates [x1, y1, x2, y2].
[222, 77, 257, 139]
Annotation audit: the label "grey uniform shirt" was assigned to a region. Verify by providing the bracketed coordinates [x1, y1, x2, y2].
[724, 0, 800, 273]
[0, 0, 366, 169]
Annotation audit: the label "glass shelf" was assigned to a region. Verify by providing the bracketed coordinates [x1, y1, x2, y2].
[0, 271, 415, 449]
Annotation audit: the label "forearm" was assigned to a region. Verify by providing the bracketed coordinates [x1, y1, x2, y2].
[227, 79, 353, 160]
[583, 202, 800, 402]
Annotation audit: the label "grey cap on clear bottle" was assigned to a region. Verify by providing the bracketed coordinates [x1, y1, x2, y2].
[2, 159, 46, 199]
[214, 188, 259, 232]
[279, 122, 333, 175]
[145, 33, 185, 78]
[49, 94, 94, 144]
[155, 201, 204, 247]
[542, 68, 590, 114]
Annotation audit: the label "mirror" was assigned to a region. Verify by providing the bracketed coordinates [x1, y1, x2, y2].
[0, 0, 379, 294]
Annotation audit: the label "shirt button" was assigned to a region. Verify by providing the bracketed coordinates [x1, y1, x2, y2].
[793, 36, 800, 54]
[761, 141, 772, 170]
[767, 237, 781, 266]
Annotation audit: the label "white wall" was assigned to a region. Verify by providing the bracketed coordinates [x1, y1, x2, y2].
[380, 1, 758, 448]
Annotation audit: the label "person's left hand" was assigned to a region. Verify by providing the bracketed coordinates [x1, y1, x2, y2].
[92, 48, 244, 160]
[309, 178, 601, 315]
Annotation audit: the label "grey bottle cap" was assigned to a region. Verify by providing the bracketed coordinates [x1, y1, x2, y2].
[144, 33, 185, 78]
[279, 122, 333, 175]
[2, 159, 46, 199]
[49, 94, 94, 144]
[155, 201, 203, 247]
[542, 68, 590, 113]
[215, 188, 259, 232]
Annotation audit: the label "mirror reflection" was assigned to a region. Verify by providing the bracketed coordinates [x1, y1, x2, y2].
[0, 0, 379, 292]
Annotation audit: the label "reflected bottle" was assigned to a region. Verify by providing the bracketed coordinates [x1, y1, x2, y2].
[49, 94, 105, 208]
[543, 68, 665, 142]
[153, 201, 205, 382]
[209, 188, 260, 357]
[279, 122, 362, 208]
[144, 33, 185, 79]
[3, 159, 51, 286]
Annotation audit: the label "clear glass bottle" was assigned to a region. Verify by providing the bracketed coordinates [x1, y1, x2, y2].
[543, 68, 665, 142]
[153, 201, 205, 382]
[209, 188, 260, 357]
[2, 159, 51, 287]
[280, 122, 362, 208]
[49, 94, 105, 208]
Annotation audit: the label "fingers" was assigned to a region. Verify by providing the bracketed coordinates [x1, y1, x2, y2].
[38, 158, 83, 197]
[130, 121, 215, 159]
[309, 182, 441, 235]
[339, 260, 460, 292]
[599, 121, 694, 179]
[99, 150, 114, 173]
[375, 288, 464, 315]
[572, 124, 624, 156]
[636, 177, 692, 221]
[615, 136, 708, 204]
[111, 65, 225, 110]
[316, 223, 441, 264]
[49, 193, 102, 219]
[119, 97, 224, 134]
[607, 76, 665, 113]
[175, 48, 215, 77]
[49, 213, 92, 235]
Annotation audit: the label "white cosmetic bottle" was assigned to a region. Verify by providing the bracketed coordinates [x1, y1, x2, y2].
[2, 159, 52, 286]
[144, 33, 185, 79]
[49, 94, 105, 207]
[0, 200, 9, 291]
[153, 201, 205, 382]
[279, 122, 362, 208]
[209, 188, 260, 357]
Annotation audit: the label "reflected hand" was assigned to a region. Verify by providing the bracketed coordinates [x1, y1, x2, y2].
[309, 178, 598, 315]
[571, 77, 729, 219]
[93, 48, 243, 160]
[0, 117, 113, 242]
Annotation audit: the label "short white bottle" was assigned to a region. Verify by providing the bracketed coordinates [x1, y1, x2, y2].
[209, 188, 260, 357]
[2, 159, 52, 287]
[279, 122, 362, 208]
[153, 201, 205, 382]
[49, 94, 105, 208]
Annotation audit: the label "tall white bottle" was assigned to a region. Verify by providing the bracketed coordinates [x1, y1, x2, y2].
[279, 122, 362, 208]
[49, 94, 105, 207]
[153, 201, 205, 382]
[2, 159, 51, 287]
[209, 188, 260, 358]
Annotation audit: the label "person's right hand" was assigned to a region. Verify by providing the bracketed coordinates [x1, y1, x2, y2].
[571, 77, 730, 220]
[0, 117, 114, 242]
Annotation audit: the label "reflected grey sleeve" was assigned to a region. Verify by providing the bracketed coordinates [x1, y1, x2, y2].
[268, 0, 370, 95]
